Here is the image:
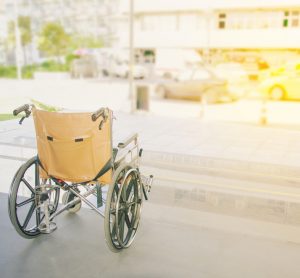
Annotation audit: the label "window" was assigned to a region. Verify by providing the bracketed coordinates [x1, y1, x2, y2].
[219, 21, 225, 29]
[142, 15, 157, 31]
[159, 15, 177, 31]
[292, 19, 299, 27]
[142, 14, 177, 31]
[283, 10, 300, 28]
[218, 13, 226, 29]
[179, 14, 202, 31]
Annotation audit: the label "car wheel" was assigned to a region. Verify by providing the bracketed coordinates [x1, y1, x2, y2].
[270, 86, 285, 101]
[204, 91, 219, 104]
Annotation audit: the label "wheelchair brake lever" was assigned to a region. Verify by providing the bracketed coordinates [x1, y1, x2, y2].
[19, 116, 26, 125]
[99, 120, 104, 130]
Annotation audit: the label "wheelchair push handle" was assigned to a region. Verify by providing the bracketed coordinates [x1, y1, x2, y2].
[91, 107, 109, 130]
[13, 104, 30, 116]
[13, 104, 33, 125]
[91, 107, 106, 122]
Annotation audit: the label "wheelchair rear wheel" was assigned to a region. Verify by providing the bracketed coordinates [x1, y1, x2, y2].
[104, 164, 143, 252]
[8, 157, 60, 238]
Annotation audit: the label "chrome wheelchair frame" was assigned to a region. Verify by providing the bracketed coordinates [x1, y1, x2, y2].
[8, 104, 153, 252]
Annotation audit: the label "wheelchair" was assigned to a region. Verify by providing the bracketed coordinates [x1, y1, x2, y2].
[8, 104, 153, 252]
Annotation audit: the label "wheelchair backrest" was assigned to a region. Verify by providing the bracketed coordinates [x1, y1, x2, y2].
[32, 107, 112, 184]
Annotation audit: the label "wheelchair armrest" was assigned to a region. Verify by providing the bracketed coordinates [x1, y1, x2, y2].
[118, 133, 138, 149]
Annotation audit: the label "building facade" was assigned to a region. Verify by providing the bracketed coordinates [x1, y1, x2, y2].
[115, 0, 300, 65]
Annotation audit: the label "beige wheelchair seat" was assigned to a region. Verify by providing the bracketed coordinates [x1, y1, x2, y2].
[32, 107, 112, 184]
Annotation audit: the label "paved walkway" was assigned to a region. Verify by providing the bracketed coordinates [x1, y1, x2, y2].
[1, 79, 300, 179]
[1, 111, 300, 168]
[2, 193, 300, 278]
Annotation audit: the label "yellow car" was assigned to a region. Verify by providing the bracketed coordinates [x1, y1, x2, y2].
[259, 62, 300, 100]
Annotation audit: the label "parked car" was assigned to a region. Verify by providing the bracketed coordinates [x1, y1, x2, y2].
[231, 55, 269, 80]
[70, 55, 98, 78]
[154, 49, 203, 79]
[213, 62, 249, 99]
[112, 60, 148, 79]
[260, 61, 300, 80]
[155, 68, 231, 103]
[259, 63, 300, 100]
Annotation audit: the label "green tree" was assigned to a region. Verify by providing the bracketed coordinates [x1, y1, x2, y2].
[7, 16, 32, 65]
[38, 22, 70, 62]
[71, 34, 104, 49]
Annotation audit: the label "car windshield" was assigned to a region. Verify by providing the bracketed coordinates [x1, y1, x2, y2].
[177, 69, 211, 81]
[214, 63, 245, 77]
[177, 70, 193, 81]
[192, 69, 211, 80]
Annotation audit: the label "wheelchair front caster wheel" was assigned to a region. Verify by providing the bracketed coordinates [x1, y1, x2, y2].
[62, 191, 82, 213]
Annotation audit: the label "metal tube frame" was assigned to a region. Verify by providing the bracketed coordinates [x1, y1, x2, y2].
[47, 133, 145, 225]
[48, 184, 105, 221]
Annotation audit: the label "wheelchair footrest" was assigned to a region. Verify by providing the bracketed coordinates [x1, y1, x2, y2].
[141, 175, 153, 201]
[38, 221, 57, 234]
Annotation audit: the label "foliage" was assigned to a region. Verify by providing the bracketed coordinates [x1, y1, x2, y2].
[31, 99, 61, 112]
[38, 22, 70, 59]
[7, 16, 32, 47]
[0, 60, 71, 79]
[0, 65, 34, 79]
[65, 54, 80, 66]
[71, 35, 104, 49]
[39, 60, 69, 72]
[0, 114, 21, 121]
[0, 65, 17, 78]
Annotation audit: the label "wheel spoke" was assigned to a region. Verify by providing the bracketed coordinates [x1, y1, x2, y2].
[17, 197, 35, 208]
[126, 201, 137, 207]
[125, 214, 132, 229]
[36, 207, 41, 226]
[114, 184, 120, 196]
[10, 157, 60, 238]
[111, 218, 117, 239]
[22, 203, 36, 229]
[126, 179, 134, 199]
[21, 178, 35, 194]
[118, 212, 125, 242]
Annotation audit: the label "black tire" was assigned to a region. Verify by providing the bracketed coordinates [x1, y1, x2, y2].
[8, 157, 60, 238]
[270, 86, 285, 101]
[104, 164, 143, 252]
[62, 191, 82, 213]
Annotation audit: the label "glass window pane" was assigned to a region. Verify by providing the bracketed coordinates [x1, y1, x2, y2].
[219, 21, 225, 29]
[193, 70, 211, 80]
[292, 19, 299, 27]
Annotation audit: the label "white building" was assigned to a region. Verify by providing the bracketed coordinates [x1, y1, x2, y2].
[115, 0, 300, 65]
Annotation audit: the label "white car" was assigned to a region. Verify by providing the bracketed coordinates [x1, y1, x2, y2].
[213, 63, 249, 99]
[113, 61, 148, 79]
